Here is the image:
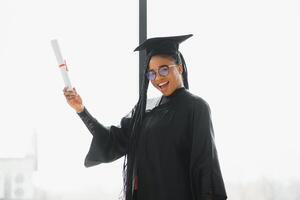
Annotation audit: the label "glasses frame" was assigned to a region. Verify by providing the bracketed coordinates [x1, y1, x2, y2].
[146, 64, 178, 81]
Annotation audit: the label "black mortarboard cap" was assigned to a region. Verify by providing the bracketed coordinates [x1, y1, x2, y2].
[134, 34, 193, 55]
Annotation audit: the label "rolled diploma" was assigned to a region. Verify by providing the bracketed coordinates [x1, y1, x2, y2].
[51, 39, 72, 90]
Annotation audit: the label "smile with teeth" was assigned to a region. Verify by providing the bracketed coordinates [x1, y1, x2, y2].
[158, 81, 169, 89]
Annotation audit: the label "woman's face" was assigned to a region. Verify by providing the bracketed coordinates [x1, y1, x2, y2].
[148, 55, 184, 96]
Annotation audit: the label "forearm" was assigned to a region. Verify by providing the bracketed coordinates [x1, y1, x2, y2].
[77, 107, 109, 137]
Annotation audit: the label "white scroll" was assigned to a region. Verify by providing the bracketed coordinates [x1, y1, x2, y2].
[51, 39, 73, 91]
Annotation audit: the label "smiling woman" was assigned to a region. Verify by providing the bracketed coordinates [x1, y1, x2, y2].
[64, 34, 227, 200]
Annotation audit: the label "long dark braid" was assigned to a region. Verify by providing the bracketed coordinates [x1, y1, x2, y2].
[122, 54, 151, 200]
[178, 51, 189, 89]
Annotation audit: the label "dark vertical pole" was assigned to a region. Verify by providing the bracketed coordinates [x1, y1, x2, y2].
[139, 0, 147, 94]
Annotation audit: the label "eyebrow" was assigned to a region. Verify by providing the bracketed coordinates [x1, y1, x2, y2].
[148, 64, 169, 70]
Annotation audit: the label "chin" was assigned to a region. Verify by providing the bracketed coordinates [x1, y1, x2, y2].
[161, 91, 169, 96]
[162, 89, 174, 96]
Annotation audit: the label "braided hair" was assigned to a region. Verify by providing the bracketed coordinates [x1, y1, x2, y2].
[122, 51, 189, 200]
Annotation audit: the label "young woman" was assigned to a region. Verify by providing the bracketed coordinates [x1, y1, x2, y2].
[63, 34, 227, 200]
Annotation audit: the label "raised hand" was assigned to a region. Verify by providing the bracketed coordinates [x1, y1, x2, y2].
[63, 87, 84, 113]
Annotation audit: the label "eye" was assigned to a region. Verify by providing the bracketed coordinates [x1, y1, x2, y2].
[159, 65, 169, 76]
[146, 70, 156, 80]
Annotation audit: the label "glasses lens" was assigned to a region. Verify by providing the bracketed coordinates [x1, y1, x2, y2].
[159, 66, 169, 77]
[146, 71, 156, 80]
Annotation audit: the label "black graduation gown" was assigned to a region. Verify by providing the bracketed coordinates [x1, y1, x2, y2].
[78, 88, 227, 200]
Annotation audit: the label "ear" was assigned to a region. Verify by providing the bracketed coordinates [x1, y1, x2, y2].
[178, 64, 184, 74]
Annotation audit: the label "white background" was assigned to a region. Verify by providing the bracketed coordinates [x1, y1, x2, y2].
[0, 0, 299, 199]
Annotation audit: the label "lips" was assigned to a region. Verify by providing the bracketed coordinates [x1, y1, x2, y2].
[158, 81, 169, 90]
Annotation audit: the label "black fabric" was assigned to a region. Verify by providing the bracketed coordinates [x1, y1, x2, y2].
[78, 88, 227, 200]
[134, 34, 193, 56]
[78, 107, 131, 166]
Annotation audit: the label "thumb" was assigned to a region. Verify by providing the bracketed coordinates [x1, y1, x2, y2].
[73, 87, 78, 95]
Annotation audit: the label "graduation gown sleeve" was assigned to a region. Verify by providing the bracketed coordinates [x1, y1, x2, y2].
[190, 99, 227, 200]
[77, 107, 131, 167]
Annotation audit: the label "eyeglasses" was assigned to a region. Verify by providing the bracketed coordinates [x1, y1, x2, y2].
[146, 64, 177, 81]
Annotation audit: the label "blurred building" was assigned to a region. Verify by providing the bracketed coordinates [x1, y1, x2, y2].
[0, 134, 37, 200]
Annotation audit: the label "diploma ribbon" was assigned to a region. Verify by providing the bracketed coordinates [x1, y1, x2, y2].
[59, 60, 68, 71]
